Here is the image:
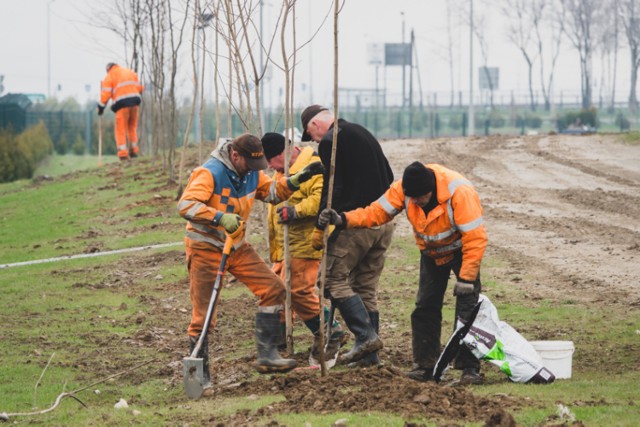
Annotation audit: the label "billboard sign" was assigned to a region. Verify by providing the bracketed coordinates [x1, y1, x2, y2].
[385, 43, 412, 66]
[479, 67, 499, 90]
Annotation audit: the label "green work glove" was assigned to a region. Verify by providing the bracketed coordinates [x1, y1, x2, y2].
[219, 213, 242, 233]
[289, 161, 324, 188]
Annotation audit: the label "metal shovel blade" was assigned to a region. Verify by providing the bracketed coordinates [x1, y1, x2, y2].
[183, 356, 205, 399]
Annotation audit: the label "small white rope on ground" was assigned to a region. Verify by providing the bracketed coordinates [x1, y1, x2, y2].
[0, 242, 183, 270]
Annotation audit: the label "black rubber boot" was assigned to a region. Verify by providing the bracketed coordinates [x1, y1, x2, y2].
[276, 321, 287, 352]
[303, 314, 321, 335]
[337, 295, 383, 364]
[189, 334, 211, 387]
[405, 366, 434, 382]
[255, 313, 297, 374]
[404, 309, 439, 382]
[348, 311, 381, 368]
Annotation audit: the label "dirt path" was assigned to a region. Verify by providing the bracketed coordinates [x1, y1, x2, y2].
[380, 133, 640, 308]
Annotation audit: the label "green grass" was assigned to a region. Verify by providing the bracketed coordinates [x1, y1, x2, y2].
[34, 154, 119, 177]
[0, 161, 183, 265]
[620, 130, 640, 144]
[1, 152, 640, 425]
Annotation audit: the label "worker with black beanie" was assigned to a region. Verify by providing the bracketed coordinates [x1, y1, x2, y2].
[318, 162, 487, 385]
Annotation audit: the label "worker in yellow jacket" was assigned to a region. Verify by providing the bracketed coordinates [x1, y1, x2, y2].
[262, 133, 345, 366]
[97, 63, 144, 160]
[319, 162, 487, 385]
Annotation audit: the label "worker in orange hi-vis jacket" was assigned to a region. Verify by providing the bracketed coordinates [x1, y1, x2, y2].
[319, 162, 487, 386]
[177, 133, 324, 386]
[97, 63, 144, 161]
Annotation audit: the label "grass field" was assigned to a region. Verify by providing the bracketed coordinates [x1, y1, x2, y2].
[1, 152, 639, 426]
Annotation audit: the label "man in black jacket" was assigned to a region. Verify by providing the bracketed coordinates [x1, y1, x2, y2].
[300, 105, 394, 367]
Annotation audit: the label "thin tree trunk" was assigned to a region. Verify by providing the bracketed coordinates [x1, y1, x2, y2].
[176, 2, 200, 199]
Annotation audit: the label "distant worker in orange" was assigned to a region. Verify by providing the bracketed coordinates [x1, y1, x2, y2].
[97, 63, 144, 161]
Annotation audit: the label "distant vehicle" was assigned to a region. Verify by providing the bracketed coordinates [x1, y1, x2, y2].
[559, 119, 596, 135]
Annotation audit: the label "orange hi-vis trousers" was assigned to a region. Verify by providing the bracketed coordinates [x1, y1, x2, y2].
[272, 258, 321, 322]
[185, 240, 286, 338]
[114, 106, 140, 159]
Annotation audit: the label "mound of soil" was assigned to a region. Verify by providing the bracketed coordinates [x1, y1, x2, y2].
[216, 365, 518, 424]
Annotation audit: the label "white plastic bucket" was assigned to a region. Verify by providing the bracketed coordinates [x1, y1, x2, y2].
[530, 341, 575, 379]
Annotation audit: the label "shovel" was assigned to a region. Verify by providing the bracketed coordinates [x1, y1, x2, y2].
[433, 300, 482, 383]
[183, 227, 238, 399]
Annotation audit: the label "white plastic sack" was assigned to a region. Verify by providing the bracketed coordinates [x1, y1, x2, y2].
[460, 294, 555, 383]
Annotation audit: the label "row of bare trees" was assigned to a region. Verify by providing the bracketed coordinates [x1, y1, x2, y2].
[95, 0, 334, 180]
[441, 0, 640, 113]
[97, 0, 640, 163]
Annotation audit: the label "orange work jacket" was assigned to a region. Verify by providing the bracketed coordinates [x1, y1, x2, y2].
[99, 64, 143, 112]
[177, 142, 296, 251]
[344, 164, 487, 282]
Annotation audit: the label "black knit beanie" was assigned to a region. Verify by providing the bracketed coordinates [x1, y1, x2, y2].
[402, 162, 436, 197]
[261, 132, 286, 160]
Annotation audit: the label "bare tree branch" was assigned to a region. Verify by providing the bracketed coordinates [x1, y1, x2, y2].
[2, 360, 156, 421]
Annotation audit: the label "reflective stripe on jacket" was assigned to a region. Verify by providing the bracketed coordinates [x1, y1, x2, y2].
[344, 164, 487, 281]
[178, 142, 295, 251]
[267, 147, 323, 261]
[99, 64, 143, 112]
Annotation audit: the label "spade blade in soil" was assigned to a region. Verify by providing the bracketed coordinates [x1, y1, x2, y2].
[183, 356, 205, 399]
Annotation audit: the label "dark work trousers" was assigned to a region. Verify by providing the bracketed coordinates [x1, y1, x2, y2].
[324, 223, 394, 311]
[410, 249, 481, 370]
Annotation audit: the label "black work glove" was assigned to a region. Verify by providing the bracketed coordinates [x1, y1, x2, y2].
[277, 206, 298, 223]
[318, 208, 345, 229]
[453, 280, 475, 296]
[289, 161, 324, 187]
[97, 104, 105, 116]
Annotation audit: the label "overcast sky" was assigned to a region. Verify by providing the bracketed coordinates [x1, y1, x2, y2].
[0, 0, 632, 108]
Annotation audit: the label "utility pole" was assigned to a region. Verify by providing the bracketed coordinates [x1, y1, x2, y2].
[409, 29, 414, 110]
[468, 0, 475, 136]
[401, 12, 406, 108]
[195, 11, 214, 145]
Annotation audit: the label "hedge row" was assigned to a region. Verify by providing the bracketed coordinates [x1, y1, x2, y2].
[0, 122, 53, 183]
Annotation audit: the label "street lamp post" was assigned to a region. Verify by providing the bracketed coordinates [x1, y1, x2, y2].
[47, 0, 56, 98]
[195, 12, 214, 144]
